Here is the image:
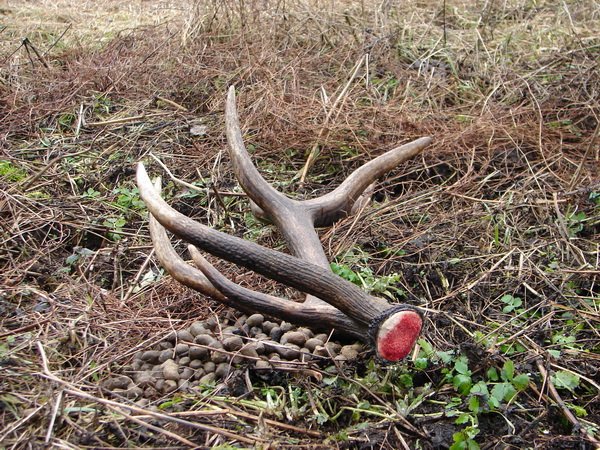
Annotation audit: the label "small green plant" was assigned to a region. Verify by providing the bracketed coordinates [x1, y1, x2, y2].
[564, 206, 586, 237]
[103, 216, 127, 241]
[551, 370, 580, 392]
[500, 294, 523, 314]
[0, 160, 27, 182]
[82, 187, 101, 199]
[58, 112, 76, 131]
[330, 261, 404, 300]
[450, 425, 480, 450]
[113, 186, 145, 210]
[92, 94, 112, 115]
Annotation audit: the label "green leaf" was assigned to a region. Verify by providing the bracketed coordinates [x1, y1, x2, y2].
[455, 357, 471, 375]
[501, 360, 515, 381]
[551, 370, 580, 391]
[470, 381, 489, 397]
[491, 382, 517, 403]
[486, 367, 499, 381]
[565, 403, 587, 418]
[468, 396, 480, 414]
[414, 358, 428, 370]
[512, 374, 530, 391]
[437, 351, 454, 364]
[453, 374, 473, 395]
[455, 413, 472, 424]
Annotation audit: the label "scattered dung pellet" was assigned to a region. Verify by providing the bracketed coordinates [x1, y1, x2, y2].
[189, 346, 209, 360]
[158, 349, 173, 363]
[141, 363, 153, 371]
[192, 369, 206, 380]
[275, 344, 302, 360]
[189, 321, 207, 337]
[222, 326, 241, 337]
[269, 326, 283, 342]
[194, 334, 216, 346]
[304, 337, 324, 352]
[165, 331, 177, 342]
[175, 343, 189, 355]
[190, 359, 204, 370]
[240, 344, 259, 359]
[261, 321, 277, 334]
[115, 385, 144, 399]
[325, 342, 342, 354]
[211, 350, 228, 363]
[234, 315, 248, 326]
[132, 359, 143, 371]
[179, 356, 191, 366]
[334, 355, 348, 363]
[151, 365, 164, 379]
[281, 331, 307, 347]
[223, 336, 244, 351]
[203, 361, 216, 373]
[215, 362, 230, 380]
[255, 341, 265, 355]
[162, 359, 180, 381]
[255, 359, 271, 370]
[177, 330, 194, 342]
[280, 322, 293, 332]
[249, 326, 262, 336]
[300, 350, 314, 362]
[314, 333, 329, 342]
[313, 345, 328, 357]
[162, 380, 178, 393]
[352, 343, 364, 352]
[102, 375, 133, 391]
[246, 314, 264, 328]
[134, 371, 156, 389]
[204, 316, 218, 331]
[136, 398, 150, 408]
[144, 386, 159, 398]
[141, 350, 161, 364]
[178, 379, 191, 389]
[198, 372, 216, 385]
[296, 327, 314, 339]
[340, 345, 359, 360]
[180, 367, 194, 380]
[158, 341, 174, 350]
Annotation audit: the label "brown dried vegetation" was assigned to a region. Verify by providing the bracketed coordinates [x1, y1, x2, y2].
[0, 0, 598, 448]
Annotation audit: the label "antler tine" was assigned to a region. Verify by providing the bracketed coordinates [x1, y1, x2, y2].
[305, 136, 433, 226]
[147, 178, 225, 301]
[188, 246, 364, 339]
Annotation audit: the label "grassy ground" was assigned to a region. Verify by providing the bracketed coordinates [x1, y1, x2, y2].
[1, 0, 599, 448]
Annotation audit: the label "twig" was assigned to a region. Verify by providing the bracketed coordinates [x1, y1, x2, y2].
[43, 24, 72, 57]
[23, 37, 49, 68]
[45, 390, 63, 444]
[120, 249, 155, 306]
[535, 358, 600, 446]
[298, 54, 366, 184]
[149, 152, 206, 194]
[155, 95, 189, 111]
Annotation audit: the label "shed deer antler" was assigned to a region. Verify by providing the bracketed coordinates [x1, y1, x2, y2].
[137, 86, 432, 362]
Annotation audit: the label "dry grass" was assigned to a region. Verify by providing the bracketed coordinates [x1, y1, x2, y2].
[1, 0, 599, 448]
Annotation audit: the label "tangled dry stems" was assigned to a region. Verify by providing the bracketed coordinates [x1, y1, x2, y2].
[1, 0, 599, 448]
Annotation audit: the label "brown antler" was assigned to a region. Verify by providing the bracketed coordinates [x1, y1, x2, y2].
[137, 86, 432, 362]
